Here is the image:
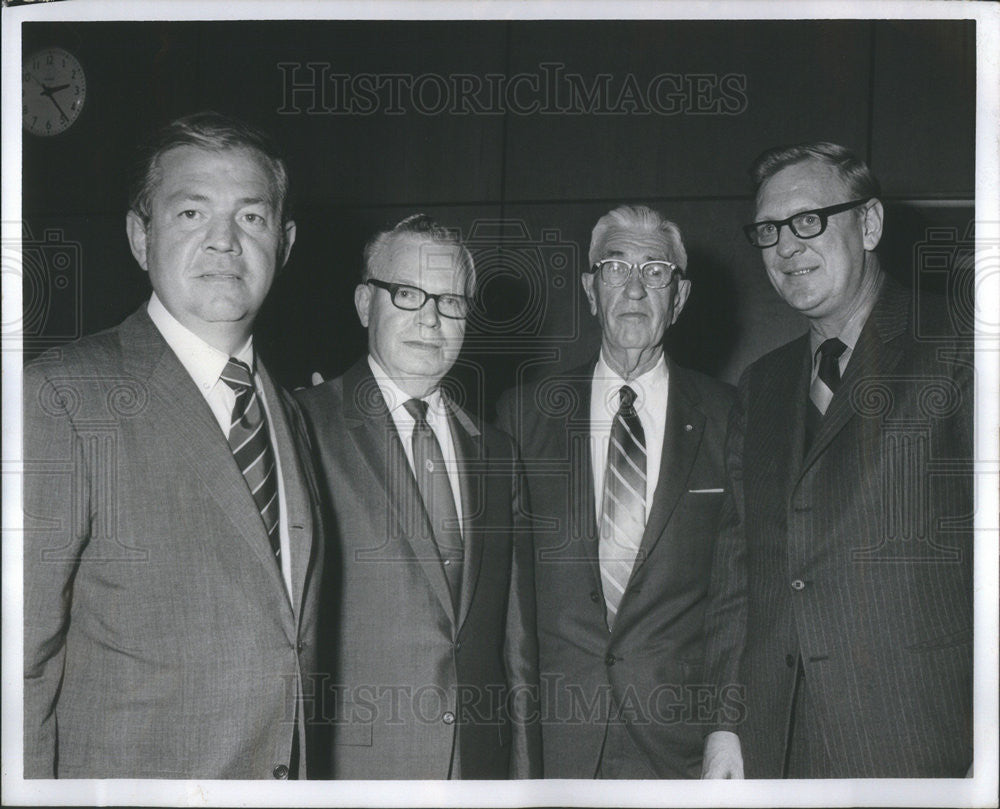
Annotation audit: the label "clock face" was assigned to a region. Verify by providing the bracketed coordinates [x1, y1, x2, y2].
[23, 47, 87, 137]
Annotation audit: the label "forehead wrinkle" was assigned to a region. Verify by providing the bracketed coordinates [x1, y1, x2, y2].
[598, 229, 675, 263]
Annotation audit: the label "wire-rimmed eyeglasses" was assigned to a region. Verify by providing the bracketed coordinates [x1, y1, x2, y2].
[591, 259, 682, 289]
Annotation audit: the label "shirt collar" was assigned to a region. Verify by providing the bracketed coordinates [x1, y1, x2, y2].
[147, 293, 253, 391]
[809, 271, 885, 360]
[593, 350, 669, 416]
[367, 355, 446, 417]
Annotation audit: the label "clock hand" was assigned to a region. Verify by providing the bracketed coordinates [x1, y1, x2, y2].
[48, 83, 71, 94]
[44, 92, 70, 123]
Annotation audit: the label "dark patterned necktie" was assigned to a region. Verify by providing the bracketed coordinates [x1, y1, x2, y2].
[404, 398, 463, 608]
[806, 337, 848, 448]
[598, 384, 646, 630]
[220, 358, 281, 563]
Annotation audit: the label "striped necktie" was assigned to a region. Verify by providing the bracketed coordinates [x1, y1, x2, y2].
[806, 337, 847, 448]
[220, 358, 281, 563]
[598, 384, 646, 630]
[404, 398, 463, 609]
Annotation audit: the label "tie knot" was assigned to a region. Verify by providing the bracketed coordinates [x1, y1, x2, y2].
[818, 337, 847, 361]
[220, 358, 253, 392]
[403, 397, 430, 423]
[619, 385, 637, 410]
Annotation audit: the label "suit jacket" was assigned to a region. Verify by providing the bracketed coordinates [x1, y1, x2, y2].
[22, 306, 324, 779]
[295, 358, 541, 780]
[703, 279, 973, 777]
[496, 358, 735, 778]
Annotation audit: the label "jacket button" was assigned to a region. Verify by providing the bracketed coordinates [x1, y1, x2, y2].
[454, 641, 462, 653]
[590, 591, 601, 603]
[272, 764, 289, 779]
[785, 654, 796, 668]
[605, 653, 616, 666]
[443, 711, 456, 725]
[791, 579, 806, 591]
[296, 641, 305, 653]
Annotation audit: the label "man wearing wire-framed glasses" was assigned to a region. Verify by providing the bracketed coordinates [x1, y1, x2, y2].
[296, 214, 540, 780]
[497, 205, 735, 778]
[702, 142, 973, 779]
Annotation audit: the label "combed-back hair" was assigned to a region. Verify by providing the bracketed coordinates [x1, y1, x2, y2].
[748, 141, 881, 202]
[362, 213, 476, 295]
[588, 204, 688, 275]
[128, 111, 291, 227]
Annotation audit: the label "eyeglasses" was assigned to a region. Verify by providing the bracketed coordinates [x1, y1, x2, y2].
[591, 259, 681, 289]
[367, 279, 471, 320]
[743, 198, 869, 248]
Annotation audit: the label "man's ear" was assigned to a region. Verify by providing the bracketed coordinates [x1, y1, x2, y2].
[354, 282, 372, 327]
[670, 278, 692, 325]
[862, 199, 884, 251]
[280, 220, 297, 268]
[125, 211, 150, 272]
[581, 272, 597, 316]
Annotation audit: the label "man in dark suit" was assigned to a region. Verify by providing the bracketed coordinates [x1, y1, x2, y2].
[497, 205, 735, 778]
[23, 112, 323, 778]
[702, 142, 973, 778]
[296, 214, 540, 779]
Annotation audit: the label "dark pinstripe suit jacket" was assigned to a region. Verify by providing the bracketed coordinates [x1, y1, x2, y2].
[703, 279, 973, 777]
[497, 358, 734, 778]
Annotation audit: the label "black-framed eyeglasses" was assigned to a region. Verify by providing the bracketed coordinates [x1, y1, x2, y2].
[367, 279, 471, 320]
[591, 259, 681, 289]
[743, 198, 870, 248]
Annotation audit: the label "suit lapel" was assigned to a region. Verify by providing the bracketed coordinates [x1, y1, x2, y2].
[565, 367, 602, 592]
[257, 362, 315, 618]
[801, 281, 909, 473]
[445, 399, 485, 631]
[632, 364, 705, 575]
[342, 360, 456, 624]
[119, 309, 292, 612]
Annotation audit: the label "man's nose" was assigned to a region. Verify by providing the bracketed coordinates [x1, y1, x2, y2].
[204, 217, 241, 254]
[624, 269, 647, 299]
[775, 224, 804, 258]
[417, 297, 441, 326]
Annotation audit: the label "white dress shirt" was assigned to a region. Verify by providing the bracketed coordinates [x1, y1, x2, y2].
[809, 272, 884, 384]
[590, 351, 670, 526]
[147, 293, 294, 599]
[367, 356, 465, 533]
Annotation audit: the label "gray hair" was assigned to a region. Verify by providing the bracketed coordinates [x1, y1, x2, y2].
[749, 141, 881, 203]
[129, 111, 291, 227]
[362, 214, 476, 295]
[588, 205, 688, 274]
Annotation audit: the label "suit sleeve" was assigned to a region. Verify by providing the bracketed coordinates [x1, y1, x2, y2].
[702, 371, 749, 738]
[22, 362, 92, 778]
[503, 444, 542, 778]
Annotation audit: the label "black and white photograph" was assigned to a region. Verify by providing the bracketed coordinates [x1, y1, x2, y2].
[2, 1, 997, 806]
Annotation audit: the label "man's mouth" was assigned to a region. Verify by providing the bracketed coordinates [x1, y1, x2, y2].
[782, 266, 817, 277]
[404, 340, 442, 351]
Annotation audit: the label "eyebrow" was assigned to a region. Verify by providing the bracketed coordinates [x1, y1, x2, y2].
[165, 192, 272, 207]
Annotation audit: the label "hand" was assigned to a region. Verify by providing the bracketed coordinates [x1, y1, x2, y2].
[701, 730, 744, 779]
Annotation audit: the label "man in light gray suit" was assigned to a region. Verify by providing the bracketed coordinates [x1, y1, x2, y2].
[297, 215, 540, 779]
[23, 112, 323, 779]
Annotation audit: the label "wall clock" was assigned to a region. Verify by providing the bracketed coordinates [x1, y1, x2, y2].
[23, 47, 87, 137]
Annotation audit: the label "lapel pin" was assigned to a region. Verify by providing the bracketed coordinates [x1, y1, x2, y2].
[684, 424, 693, 432]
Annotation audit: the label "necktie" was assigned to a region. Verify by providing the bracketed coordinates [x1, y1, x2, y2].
[805, 337, 848, 448]
[403, 398, 463, 608]
[598, 385, 646, 630]
[220, 358, 281, 563]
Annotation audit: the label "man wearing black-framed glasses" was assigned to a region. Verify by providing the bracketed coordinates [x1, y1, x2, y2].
[296, 214, 540, 780]
[702, 142, 972, 780]
[497, 205, 734, 779]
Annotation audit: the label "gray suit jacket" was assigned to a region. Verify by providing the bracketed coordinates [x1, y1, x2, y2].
[703, 279, 973, 777]
[497, 359, 734, 778]
[23, 306, 324, 779]
[296, 358, 541, 780]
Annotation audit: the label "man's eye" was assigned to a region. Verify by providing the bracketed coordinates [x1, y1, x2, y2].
[179, 210, 201, 220]
[798, 214, 820, 227]
[243, 213, 266, 225]
[759, 224, 777, 236]
[396, 287, 418, 300]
